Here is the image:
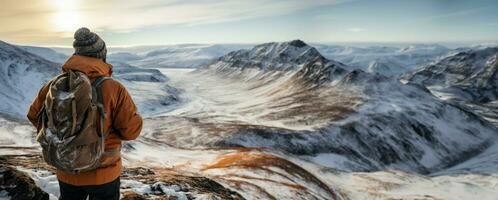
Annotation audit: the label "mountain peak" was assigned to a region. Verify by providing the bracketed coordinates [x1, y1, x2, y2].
[204, 40, 351, 87]
[209, 40, 327, 72]
[287, 39, 307, 48]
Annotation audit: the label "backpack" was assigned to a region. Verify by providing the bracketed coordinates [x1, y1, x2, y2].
[35, 70, 115, 173]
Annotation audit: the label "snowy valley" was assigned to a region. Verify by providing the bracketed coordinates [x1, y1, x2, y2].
[1, 39, 498, 200]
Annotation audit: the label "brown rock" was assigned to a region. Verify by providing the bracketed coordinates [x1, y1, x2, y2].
[0, 164, 49, 200]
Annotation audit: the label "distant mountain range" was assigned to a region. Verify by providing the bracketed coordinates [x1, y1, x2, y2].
[314, 44, 452, 76]
[21, 42, 475, 77]
[23, 44, 253, 69]
[404, 47, 498, 103]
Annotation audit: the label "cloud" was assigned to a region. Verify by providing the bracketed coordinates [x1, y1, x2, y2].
[347, 27, 365, 32]
[0, 0, 348, 44]
[82, 0, 347, 31]
[422, 7, 485, 21]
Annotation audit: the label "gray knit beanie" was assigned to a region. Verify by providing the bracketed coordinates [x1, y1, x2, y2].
[73, 27, 107, 61]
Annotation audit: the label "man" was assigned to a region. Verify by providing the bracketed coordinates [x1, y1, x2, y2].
[27, 27, 143, 200]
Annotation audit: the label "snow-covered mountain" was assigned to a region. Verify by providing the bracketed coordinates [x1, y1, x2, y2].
[0, 41, 59, 116]
[110, 62, 180, 115]
[205, 40, 348, 86]
[20, 45, 69, 64]
[107, 44, 252, 69]
[160, 40, 498, 173]
[315, 44, 451, 76]
[404, 47, 498, 103]
[34, 43, 454, 77]
[132, 44, 251, 68]
[36, 44, 253, 69]
[209, 40, 330, 71]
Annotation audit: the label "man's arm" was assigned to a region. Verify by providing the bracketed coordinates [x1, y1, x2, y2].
[27, 84, 50, 131]
[112, 83, 143, 140]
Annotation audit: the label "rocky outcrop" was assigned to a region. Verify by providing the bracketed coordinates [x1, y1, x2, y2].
[0, 155, 244, 200]
[0, 164, 49, 200]
[122, 167, 245, 200]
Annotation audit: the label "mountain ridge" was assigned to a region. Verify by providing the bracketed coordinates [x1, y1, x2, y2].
[180, 40, 498, 173]
[404, 47, 498, 102]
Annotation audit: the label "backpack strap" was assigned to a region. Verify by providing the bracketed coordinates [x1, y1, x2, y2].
[91, 76, 112, 137]
[92, 77, 112, 118]
[91, 77, 122, 167]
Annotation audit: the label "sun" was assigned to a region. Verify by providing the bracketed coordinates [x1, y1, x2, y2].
[53, 11, 80, 32]
[51, 0, 82, 34]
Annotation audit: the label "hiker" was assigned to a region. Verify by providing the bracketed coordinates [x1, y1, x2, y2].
[27, 27, 143, 200]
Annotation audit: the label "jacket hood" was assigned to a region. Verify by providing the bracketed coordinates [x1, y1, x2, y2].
[62, 55, 113, 78]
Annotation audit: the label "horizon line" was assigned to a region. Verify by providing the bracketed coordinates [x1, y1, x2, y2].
[4, 39, 498, 49]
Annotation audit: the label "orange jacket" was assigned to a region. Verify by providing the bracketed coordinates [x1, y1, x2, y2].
[27, 55, 143, 186]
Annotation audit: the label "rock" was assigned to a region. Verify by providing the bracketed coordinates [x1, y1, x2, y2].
[0, 164, 49, 200]
[122, 167, 245, 200]
[121, 191, 150, 200]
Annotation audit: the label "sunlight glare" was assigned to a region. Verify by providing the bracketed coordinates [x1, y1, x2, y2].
[51, 0, 82, 35]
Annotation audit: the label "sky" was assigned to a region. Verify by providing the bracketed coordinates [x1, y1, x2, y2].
[1, 0, 498, 46]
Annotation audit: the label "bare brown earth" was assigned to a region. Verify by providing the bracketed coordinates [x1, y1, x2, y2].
[260, 87, 362, 126]
[142, 84, 362, 149]
[193, 68, 363, 129]
[202, 152, 342, 200]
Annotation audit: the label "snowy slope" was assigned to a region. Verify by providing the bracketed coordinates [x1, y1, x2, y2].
[434, 139, 498, 175]
[402, 47, 498, 177]
[0, 41, 59, 116]
[20, 45, 69, 64]
[404, 47, 498, 103]
[0, 114, 38, 149]
[111, 62, 180, 116]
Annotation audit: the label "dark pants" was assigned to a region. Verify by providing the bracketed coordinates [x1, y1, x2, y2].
[58, 178, 120, 200]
